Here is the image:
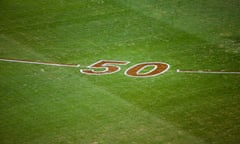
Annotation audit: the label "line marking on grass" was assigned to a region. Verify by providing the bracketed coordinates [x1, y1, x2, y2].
[0, 58, 80, 68]
[176, 69, 240, 74]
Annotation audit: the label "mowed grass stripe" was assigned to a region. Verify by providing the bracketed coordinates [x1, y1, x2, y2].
[0, 64, 204, 143]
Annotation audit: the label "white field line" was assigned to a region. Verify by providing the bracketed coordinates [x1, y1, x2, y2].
[176, 69, 240, 74]
[0, 58, 80, 68]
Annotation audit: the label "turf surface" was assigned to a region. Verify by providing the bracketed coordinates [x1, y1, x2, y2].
[0, 0, 240, 143]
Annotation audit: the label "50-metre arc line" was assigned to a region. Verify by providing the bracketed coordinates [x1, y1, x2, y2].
[0, 58, 80, 68]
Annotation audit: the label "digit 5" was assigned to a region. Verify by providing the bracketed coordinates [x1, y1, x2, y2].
[80, 60, 129, 75]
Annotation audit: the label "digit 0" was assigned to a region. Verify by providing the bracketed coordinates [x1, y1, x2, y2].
[125, 62, 170, 77]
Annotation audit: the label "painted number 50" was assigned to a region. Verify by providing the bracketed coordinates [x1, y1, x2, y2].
[80, 60, 170, 78]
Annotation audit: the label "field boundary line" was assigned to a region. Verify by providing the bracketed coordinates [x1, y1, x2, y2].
[177, 69, 240, 74]
[0, 58, 80, 68]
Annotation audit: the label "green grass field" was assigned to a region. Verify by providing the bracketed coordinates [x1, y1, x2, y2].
[0, 0, 240, 143]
